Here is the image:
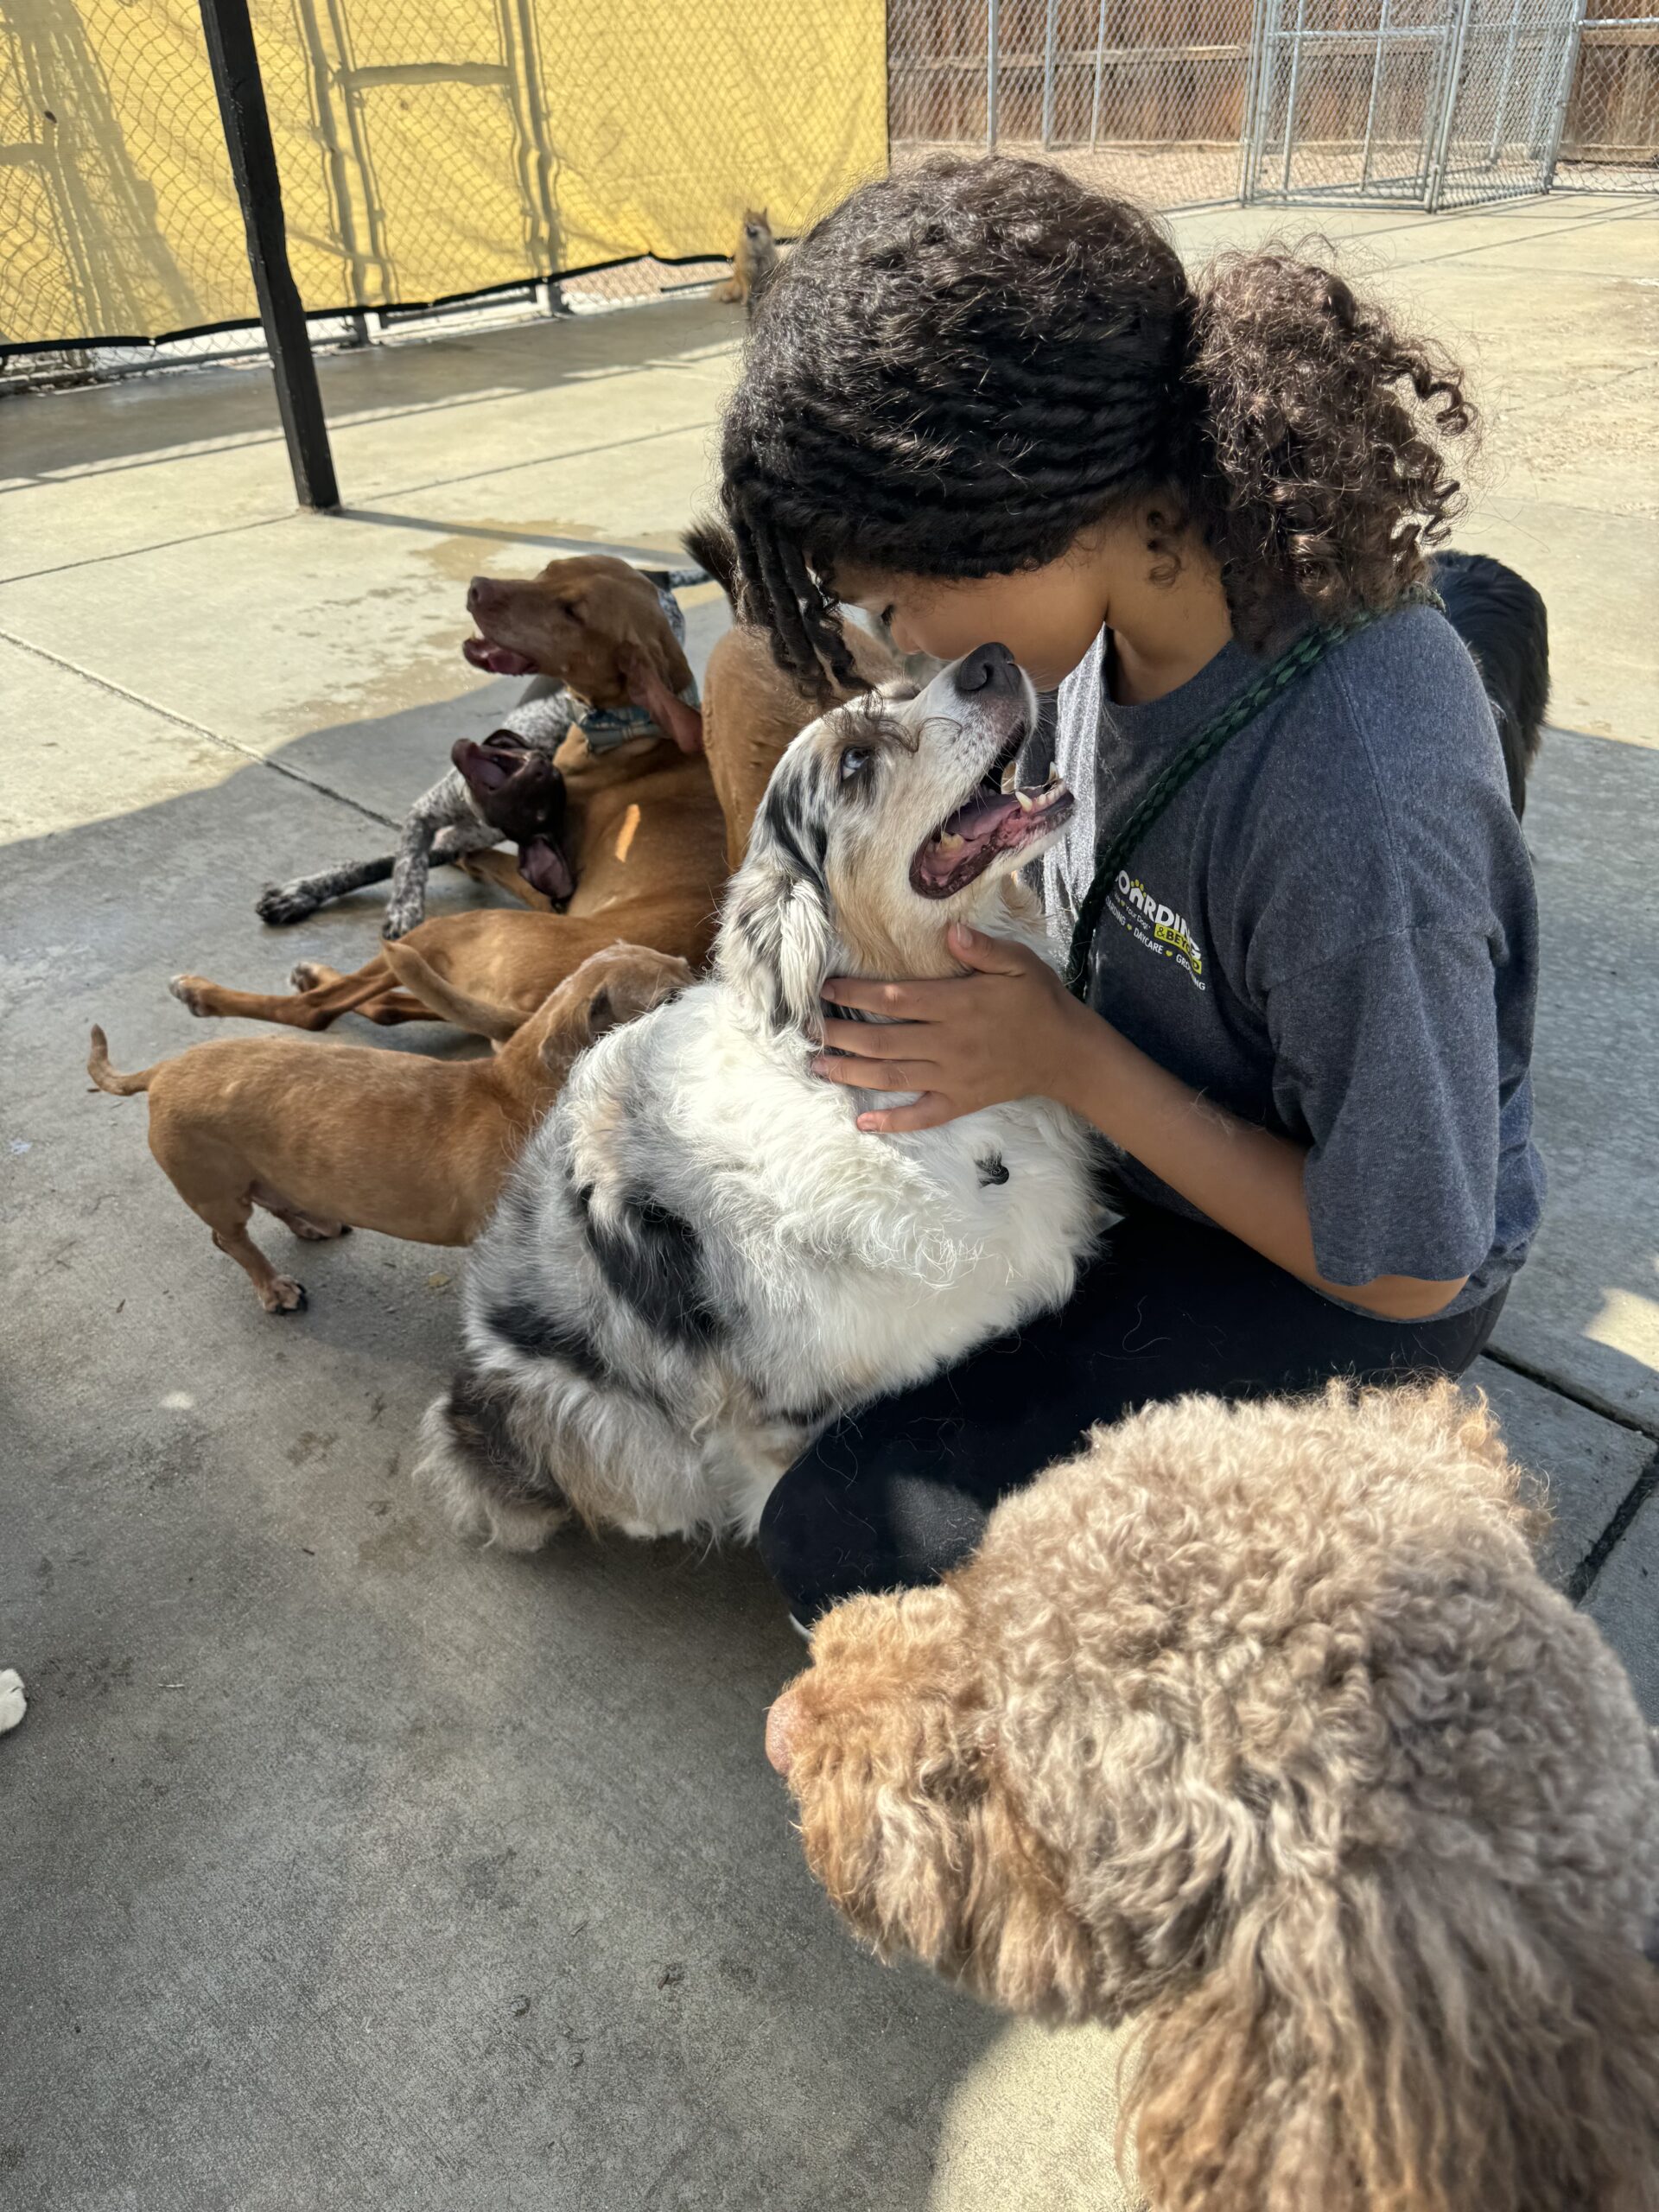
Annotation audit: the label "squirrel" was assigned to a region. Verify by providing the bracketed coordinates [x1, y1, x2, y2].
[713, 208, 779, 321]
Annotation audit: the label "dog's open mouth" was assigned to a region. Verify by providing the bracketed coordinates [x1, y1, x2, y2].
[462, 635, 539, 678]
[452, 734, 534, 792]
[910, 727, 1074, 899]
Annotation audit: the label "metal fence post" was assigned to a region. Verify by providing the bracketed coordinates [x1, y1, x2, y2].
[1360, 0, 1395, 186]
[1279, 0, 1310, 193]
[1089, 0, 1109, 143]
[1239, 0, 1280, 202]
[199, 0, 339, 512]
[1540, 3, 1589, 185]
[1040, 0, 1061, 145]
[987, 0, 1001, 148]
[1425, 0, 1478, 207]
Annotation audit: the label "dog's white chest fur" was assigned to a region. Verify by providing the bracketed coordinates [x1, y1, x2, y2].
[445, 979, 1098, 1545]
[575, 983, 1094, 1412]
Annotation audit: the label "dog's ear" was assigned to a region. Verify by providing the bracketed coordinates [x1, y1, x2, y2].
[718, 855, 834, 1044]
[627, 658, 702, 754]
[596, 953, 691, 1030]
[552, 952, 690, 1065]
[606, 583, 700, 753]
[1128, 1861, 1659, 2211]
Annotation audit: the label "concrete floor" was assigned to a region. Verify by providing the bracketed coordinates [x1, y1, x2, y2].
[3, 193, 1656, 2210]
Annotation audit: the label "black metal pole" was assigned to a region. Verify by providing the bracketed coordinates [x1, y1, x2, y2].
[199, 0, 339, 511]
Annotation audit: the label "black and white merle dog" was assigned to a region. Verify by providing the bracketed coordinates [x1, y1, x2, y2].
[415, 645, 1103, 1549]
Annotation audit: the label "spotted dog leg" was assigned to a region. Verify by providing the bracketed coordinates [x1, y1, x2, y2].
[254, 783, 496, 931]
[382, 773, 499, 941]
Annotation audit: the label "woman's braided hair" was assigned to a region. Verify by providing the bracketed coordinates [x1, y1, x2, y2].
[719, 156, 1475, 687]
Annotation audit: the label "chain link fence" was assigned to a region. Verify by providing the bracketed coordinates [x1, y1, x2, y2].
[1, 0, 886, 376]
[890, 0, 1256, 207]
[889, 0, 1656, 200]
[3, 0, 1654, 393]
[1556, 1, 1659, 184]
[1240, 0, 1586, 207]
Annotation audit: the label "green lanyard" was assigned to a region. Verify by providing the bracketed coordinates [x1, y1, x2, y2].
[1063, 593, 1436, 999]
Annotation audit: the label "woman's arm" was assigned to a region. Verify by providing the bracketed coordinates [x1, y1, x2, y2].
[816, 924, 1469, 1323]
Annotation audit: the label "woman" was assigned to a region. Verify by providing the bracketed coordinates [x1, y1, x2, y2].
[715, 158, 1543, 1622]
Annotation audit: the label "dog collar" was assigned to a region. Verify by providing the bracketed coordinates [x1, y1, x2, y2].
[496, 584, 699, 755]
[574, 686, 699, 754]
[574, 586, 699, 753]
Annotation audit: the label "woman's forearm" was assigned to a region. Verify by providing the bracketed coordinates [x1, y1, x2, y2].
[1054, 1010, 1467, 1321]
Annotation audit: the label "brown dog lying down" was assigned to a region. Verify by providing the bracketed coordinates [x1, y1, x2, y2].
[256, 555, 704, 939]
[170, 532, 898, 1043]
[170, 729, 733, 1039]
[767, 1383, 1659, 2212]
[90, 944, 690, 1312]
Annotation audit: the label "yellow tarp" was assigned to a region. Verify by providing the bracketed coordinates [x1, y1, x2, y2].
[1, 0, 888, 346]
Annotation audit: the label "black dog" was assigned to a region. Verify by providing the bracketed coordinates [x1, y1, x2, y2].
[1432, 550, 1550, 818]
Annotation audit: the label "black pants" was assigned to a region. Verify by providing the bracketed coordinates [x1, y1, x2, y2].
[759, 1202, 1508, 1621]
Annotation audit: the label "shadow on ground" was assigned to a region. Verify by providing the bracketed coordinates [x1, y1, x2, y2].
[0, 721, 1096, 2212]
[2, 686, 1653, 2212]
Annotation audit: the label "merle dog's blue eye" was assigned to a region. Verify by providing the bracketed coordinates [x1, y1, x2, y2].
[839, 747, 871, 782]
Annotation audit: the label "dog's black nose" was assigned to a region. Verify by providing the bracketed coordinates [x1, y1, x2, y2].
[953, 643, 1020, 698]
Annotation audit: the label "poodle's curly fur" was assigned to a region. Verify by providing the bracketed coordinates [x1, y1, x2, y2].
[774, 1382, 1659, 2210]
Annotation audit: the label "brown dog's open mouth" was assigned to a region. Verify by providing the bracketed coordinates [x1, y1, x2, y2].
[909, 727, 1074, 899]
[454, 739, 518, 791]
[462, 635, 539, 678]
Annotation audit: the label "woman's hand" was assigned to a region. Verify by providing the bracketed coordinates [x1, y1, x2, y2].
[814, 922, 1085, 1133]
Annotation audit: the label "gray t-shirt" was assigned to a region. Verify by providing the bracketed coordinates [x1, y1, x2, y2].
[1043, 604, 1544, 1315]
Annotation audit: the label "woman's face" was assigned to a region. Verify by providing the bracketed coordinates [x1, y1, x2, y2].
[836, 522, 1142, 692]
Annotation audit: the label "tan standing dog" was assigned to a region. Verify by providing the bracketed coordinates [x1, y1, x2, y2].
[90, 944, 690, 1313]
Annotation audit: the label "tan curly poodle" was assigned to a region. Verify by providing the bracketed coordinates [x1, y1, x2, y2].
[766, 1382, 1659, 2211]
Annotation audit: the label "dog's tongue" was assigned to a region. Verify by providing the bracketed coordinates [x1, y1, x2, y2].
[911, 779, 1072, 898]
[463, 636, 537, 677]
[518, 836, 575, 907]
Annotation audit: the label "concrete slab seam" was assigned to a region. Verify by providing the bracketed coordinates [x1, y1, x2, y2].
[1563, 1441, 1659, 1605]
[0, 625, 399, 831]
[1482, 1344, 1659, 1443]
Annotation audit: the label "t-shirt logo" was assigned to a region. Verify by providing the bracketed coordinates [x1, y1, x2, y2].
[1107, 871, 1206, 989]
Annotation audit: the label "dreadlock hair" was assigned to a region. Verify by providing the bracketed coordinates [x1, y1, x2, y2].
[719, 156, 1476, 691]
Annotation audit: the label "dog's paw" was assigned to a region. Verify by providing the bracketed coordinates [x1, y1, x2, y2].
[289, 959, 326, 991]
[380, 904, 423, 943]
[169, 974, 209, 1016]
[0, 1669, 27, 1735]
[260, 1277, 308, 1315]
[257, 884, 318, 927]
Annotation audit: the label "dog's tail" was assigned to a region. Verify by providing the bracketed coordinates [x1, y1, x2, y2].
[413, 1375, 571, 1553]
[682, 517, 739, 604]
[378, 939, 523, 1043]
[87, 1025, 160, 1096]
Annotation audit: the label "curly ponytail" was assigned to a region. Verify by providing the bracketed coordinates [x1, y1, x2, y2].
[718, 156, 1476, 680]
[1190, 250, 1475, 643]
